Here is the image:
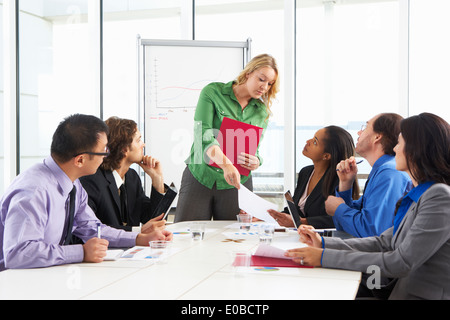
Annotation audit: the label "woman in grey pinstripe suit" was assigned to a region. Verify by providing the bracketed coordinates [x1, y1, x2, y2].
[287, 113, 450, 300]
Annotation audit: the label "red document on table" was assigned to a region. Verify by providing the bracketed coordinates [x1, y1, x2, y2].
[248, 244, 314, 268]
[250, 255, 313, 268]
[208, 117, 263, 176]
[231, 255, 312, 269]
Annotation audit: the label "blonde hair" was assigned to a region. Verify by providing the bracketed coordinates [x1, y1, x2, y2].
[235, 54, 280, 120]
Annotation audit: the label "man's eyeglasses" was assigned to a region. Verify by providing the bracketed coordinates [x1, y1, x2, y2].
[73, 147, 110, 157]
[360, 124, 368, 132]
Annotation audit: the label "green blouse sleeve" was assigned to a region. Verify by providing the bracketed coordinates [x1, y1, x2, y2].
[194, 85, 221, 159]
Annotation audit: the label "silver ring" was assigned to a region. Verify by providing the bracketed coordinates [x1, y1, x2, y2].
[300, 258, 304, 266]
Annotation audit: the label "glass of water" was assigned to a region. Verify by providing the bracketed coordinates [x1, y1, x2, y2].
[189, 222, 206, 240]
[231, 251, 252, 273]
[236, 214, 253, 231]
[149, 240, 172, 264]
[258, 224, 274, 244]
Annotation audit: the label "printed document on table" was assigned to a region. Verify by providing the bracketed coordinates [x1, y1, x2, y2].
[238, 184, 279, 225]
[254, 243, 290, 259]
[252, 244, 312, 268]
[104, 249, 125, 261]
[253, 242, 307, 260]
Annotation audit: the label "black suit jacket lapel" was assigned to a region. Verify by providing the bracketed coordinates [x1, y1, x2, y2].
[295, 166, 329, 215]
[304, 177, 324, 213]
[103, 169, 122, 220]
[293, 166, 314, 205]
[310, 166, 334, 205]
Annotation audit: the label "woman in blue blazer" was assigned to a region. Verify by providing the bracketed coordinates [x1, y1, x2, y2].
[288, 113, 450, 300]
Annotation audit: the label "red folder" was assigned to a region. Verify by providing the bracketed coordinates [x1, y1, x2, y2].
[250, 255, 313, 268]
[209, 117, 263, 176]
[231, 255, 313, 268]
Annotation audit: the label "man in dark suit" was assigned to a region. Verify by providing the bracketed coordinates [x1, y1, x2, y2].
[80, 117, 167, 232]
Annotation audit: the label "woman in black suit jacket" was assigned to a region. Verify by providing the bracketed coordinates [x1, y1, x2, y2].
[269, 126, 359, 229]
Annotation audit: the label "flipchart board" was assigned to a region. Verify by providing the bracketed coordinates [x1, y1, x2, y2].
[137, 38, 251, 206]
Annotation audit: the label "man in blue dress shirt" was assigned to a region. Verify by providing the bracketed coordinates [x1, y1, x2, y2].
[0, 114, 172, 271]
[325, 113, 412, 238]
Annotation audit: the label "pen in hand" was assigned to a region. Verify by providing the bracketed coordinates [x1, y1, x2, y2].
[97, 222, 101, 239]
[336, 159, 363, 172]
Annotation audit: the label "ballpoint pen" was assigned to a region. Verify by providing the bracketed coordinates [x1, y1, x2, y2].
[97, 222, 101, 239]
[336, 159, 364, 171]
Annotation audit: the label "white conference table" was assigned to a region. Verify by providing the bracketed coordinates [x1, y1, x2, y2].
[0, 221, 361, 300]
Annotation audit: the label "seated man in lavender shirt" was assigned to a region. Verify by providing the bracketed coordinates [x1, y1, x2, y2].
[0, 114, 172, 271]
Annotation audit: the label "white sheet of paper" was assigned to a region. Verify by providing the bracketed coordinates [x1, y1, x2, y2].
[253, 237, 307, 260]
[271, 236, 308, 251]
[104, 249, 125, 261]
[238, 184, 279, 225]
[119, 246, 180, 261]
[254, 243, 290, 259]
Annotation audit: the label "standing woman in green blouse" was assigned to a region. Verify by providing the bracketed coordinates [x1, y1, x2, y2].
[174, 54, 280, 222]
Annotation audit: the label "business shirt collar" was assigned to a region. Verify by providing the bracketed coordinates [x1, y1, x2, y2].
[393, 181, 435, 235]
[366, 154, 394, 180]
[372, 154, 394, 171]
[221, 80, 236, 98]
[222, 81, 264, 109]
[406, 181, 435, 203]
[44, 156, 74, 196]
[112, 170, 125, 189]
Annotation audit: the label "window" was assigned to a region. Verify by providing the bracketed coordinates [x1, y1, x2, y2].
[409, 0, 450, 122]
[102, 0, 183, 121]
[195, 0, 285, 200]
[4, 0, 449, 198]
[296, 0, 401, 181]
[19, 0, 98, 171]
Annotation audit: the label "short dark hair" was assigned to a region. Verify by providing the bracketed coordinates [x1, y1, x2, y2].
[101, 116, 137, 171]
[51, 114, 109, 163]
[401, 113, 450, 185]
[372, 113, 404, 156]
